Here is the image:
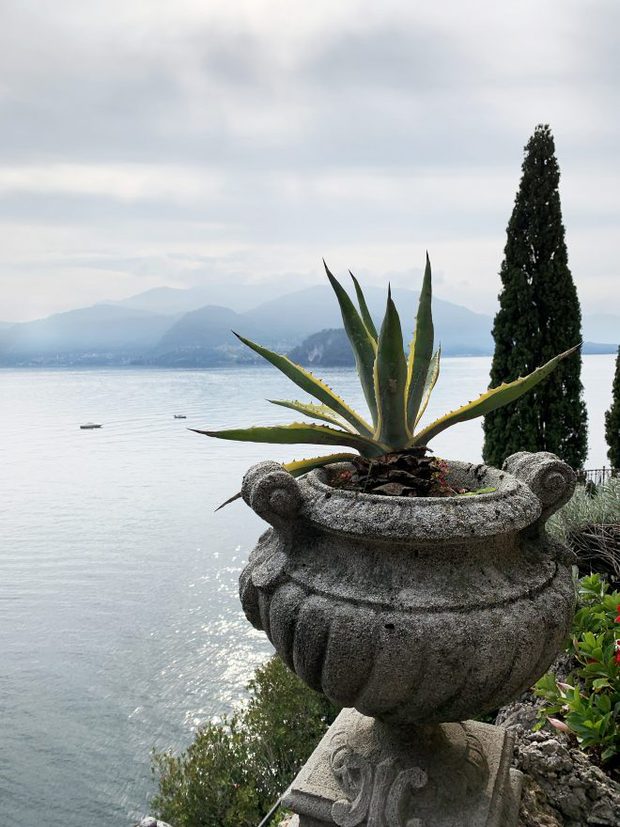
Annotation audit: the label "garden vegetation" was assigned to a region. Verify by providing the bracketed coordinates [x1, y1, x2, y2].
[483, 124, 588, 470]
[535, 480, 620, 770]
[151, 657, 338, 827]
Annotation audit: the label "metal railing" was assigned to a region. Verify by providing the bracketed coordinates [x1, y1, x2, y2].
[577, 467, 619, 486]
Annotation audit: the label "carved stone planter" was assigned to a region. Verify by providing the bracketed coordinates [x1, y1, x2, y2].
[239, 451, 576, 826]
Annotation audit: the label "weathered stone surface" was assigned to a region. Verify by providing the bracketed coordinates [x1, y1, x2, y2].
[283, 708, 522, 827]
[135, 818, 173, 827]
[240, 454, 576, 727]
[511, 728, 620, 827]
[241, 452, 578, 825]
[494, 655, 620, 826]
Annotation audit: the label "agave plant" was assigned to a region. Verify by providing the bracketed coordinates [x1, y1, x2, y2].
[194, 255, 577, 492]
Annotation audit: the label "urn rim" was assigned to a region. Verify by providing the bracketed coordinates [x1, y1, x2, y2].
[296, 459, 542, 541]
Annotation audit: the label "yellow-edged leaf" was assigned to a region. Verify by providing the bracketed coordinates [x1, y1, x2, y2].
[373, 287, 410, 449]
[214, 452, 356, 511]
[233, 332, 373, 437]
[324, 262, 378, 425]
[406, 253, 435, 429]
[350, 271, 378, 340]
[283, 452, 357, 475]
[415, 346, 442, 427]
[268, 399, 358, 432]
[192, 422, 387, 456]
[411, 345, 580, 445]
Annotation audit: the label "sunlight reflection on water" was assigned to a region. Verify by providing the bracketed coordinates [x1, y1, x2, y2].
[0, 357, 614, 826]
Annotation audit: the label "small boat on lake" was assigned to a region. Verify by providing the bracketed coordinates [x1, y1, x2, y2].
[173, 414, 187, 419]
[80, 423, 103, 430]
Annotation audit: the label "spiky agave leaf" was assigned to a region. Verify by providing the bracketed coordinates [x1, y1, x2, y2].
[268, 399, 358, 432]
[214, 451, 357, 511]
[233, 332, 373, 437]
[284, 452, 358, 474]
[192, 422, 387, 456]
[324, 261, 378, 425]
[373, 287, 410, 449]
[415, 346, 442, 427]
[412, 345, 580, 445]
[349, 271, 378, 340]
[406, 253, 434, 430]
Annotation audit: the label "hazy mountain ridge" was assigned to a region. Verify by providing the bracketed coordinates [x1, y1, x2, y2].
[0, 304, 176, 365]
[0, 283, 616, 366]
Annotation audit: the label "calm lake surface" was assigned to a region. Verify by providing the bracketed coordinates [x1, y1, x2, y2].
[0, 356, 615, 827]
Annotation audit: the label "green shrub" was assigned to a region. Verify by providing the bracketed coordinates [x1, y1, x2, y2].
[548, 480, 620, 582]
[534, 574, 620, 764]
[151, 657, 339, 827]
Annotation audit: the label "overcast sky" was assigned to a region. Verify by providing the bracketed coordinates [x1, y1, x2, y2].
[0, 0, 618, 322]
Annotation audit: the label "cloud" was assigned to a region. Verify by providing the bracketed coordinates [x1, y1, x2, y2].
[0, 0, 618, 321]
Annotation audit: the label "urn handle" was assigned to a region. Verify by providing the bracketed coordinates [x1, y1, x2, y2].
[241, 461, 302, 528]
[503, 451, 576, 522]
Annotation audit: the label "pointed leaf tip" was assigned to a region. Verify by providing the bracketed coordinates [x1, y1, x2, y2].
[324, 264, 379, 425]
[215, 491, 242, 511]
[350, 270, 379, 340]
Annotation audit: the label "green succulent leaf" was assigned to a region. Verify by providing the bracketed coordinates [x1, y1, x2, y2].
[373, 287, 410, 449]
[415, 346, 442, 427]
[268, 399, 357, 432]
[349, 271, 378, 340]
[324, 261, 378, 425]
[192, 422, 387, 456]
[214, 452, 356, 511]
[406, 252, 435, 430]
[412, 345, 581, 445]
[283, 452, 357, 475]
[233, 332, 373, 437]
[214, 491, 242, 511]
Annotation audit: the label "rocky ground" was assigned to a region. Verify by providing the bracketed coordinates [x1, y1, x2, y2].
[496, 690, 620, 827]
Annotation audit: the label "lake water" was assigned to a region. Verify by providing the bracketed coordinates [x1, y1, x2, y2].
[0, 356, 615, 827]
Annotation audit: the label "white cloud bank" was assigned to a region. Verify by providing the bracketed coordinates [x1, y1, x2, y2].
[0, 0, 618, 321]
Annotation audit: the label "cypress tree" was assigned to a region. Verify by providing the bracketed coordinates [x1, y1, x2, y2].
[605, 347, 620, 469]
[483, 124, 588, 470]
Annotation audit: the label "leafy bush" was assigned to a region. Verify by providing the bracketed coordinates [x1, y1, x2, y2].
[548, 480, 620, 583]
[151, 656, 339, 827]
[534, 574, 620, 764]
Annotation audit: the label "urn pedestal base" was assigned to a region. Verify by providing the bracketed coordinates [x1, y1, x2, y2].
[283, 709, 523, 827]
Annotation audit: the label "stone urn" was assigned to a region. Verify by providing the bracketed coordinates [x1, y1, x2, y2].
[239, 451, 577, 827]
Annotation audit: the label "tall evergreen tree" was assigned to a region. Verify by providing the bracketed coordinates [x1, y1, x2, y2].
[483, 125, 588, 470]
[605, 347, 620, 469]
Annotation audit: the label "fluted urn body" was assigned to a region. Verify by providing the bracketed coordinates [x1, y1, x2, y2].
[239, 451, 576, 727]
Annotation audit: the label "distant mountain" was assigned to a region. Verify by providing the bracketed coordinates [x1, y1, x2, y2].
[0, 305, 175, 365]
[106, 281, 620, 344]
[163, 285, 495, 354]
[143, 304, 254, 367]
[289, 329, 357, 366]
[1, 280, 616, 367]
[246, 285, 495, 354]
[109, 281, 301, 316]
